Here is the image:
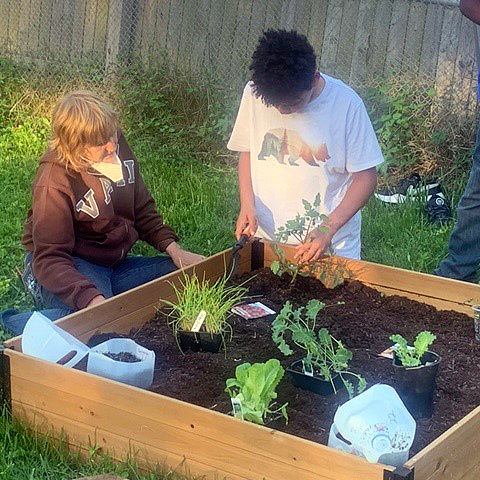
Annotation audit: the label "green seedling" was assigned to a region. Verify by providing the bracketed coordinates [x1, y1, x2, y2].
[225, 358, 288, 425]
[390, 330, 437, 367]
[272, 299, 366, 398]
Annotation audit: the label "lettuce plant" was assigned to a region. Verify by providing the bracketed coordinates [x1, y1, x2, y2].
[225, 358, 288, 425]
[390, 331, 437, 367]
[272, 300, 366, 397]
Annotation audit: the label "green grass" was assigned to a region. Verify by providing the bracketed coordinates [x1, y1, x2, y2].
[0, 58, 476, 479]
[0, 408, 192, 480]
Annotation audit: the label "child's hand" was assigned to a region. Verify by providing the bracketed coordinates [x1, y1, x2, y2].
[294, 227, 333, 264]
[166, 242, 206, 268]
[235, 207, 258, 239]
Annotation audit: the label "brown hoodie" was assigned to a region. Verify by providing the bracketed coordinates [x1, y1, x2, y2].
[22, 131, 178, 309]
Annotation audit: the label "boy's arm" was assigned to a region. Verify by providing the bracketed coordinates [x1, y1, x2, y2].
[235, 151, 258, 239]
[294, 167, 377, 263]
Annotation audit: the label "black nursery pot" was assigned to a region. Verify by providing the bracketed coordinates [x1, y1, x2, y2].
[392, 351, 441, 419]
[286, 360, 344, 396]
[178, 330, 223, 353]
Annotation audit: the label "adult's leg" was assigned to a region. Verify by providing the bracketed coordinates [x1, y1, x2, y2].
[111, 255, 177, 295]
[435, 125, 480, 281]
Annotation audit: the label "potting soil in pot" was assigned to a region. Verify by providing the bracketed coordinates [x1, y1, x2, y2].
[89, 268, 480, 456]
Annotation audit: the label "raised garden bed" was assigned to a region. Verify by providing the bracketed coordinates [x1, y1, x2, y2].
[3, 241, 480, 480]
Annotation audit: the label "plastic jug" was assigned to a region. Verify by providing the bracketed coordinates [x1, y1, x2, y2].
[22, 312, 90, 367]
[328, 384, 416, 467]
[87, 338, 155, 388]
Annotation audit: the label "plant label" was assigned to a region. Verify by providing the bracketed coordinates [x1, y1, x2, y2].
[231, 397, 244, 420]
[191, 310, 206, 332]
[231, 302, 275, 319]
[302, 360, 314, 377]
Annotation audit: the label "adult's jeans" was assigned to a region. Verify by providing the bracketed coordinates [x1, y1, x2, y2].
[435, 124, 480, 282]
[2, 254, 177, 335]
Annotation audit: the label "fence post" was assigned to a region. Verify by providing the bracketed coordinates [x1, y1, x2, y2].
[105, 0, 124, 73]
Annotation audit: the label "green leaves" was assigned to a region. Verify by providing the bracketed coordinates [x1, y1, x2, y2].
[225, 359, 288, 425]
[390, 330, 437, 367]
[272, 300, 366, 398]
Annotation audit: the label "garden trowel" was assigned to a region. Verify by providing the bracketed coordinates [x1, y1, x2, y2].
[226, 234, 249, 278]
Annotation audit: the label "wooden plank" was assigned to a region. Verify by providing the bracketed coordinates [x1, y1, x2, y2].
[0, 0, 9, 50]
[83, 0, 98, 54]
[350, 0, 377, 84]
[188, 0, 211, 73]
[293, 0, 314, 34]
[105, 0, 123, 70]
[407, 403, 480, 480]
[14, 402, 247, 480]
[261, 242, 480, 313]
[385, 0, 409, 77]
[402, 0, 427, 75]
[49, 0, 67, 58]
[419, 2, 444, 78]
[320, 0, 344, 76]
[12, 378, 352, 480]
[17, 0, 31, 52]
[451, 14, 477, 116]
[435, 5, 461, 103]
[264, 0, 283, 30]
[306, 0, 328, 60]
[335, 0, 360, 82]
[71, 0, 87, 61]
[93, 0, 109, 54]
[8, 352, 390, 480]
[366, 0, 393, 79]
[216, 0, 240, 81]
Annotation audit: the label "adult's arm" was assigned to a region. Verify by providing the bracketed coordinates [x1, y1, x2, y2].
[460, 0, 480, 24]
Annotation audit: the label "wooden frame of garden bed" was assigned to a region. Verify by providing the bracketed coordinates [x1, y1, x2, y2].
[2, 240, 480, 480]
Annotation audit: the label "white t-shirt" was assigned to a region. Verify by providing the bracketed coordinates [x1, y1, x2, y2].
[227, 74, 384, 259]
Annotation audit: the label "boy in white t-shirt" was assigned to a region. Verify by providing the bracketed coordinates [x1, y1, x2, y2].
[227, 29, 384, 261]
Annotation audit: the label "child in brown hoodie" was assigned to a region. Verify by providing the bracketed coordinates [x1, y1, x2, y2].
[3, 91, 204, 334]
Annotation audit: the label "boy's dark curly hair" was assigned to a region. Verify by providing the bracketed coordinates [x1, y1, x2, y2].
[250, 29, 317, 107]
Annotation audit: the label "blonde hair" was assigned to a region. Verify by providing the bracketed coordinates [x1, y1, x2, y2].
[49, 90, 118, 172]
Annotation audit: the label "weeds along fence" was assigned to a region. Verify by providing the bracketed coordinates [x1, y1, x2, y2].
[0, 0, 478, 169]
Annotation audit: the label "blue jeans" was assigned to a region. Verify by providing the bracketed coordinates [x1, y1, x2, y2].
[435, 124, 480, 282]
[2, 254, 177, 335]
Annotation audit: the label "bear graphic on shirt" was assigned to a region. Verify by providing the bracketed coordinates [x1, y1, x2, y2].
[257, 128, 330, 166]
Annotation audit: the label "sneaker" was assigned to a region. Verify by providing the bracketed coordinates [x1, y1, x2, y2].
[426, 191, 452, 226]
[375, 173, 439, 204]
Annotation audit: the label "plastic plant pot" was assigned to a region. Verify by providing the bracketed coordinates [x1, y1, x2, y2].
[286, 360, 344, 395]
[392, 351, 441, 419]
[178, 330, 223, 353]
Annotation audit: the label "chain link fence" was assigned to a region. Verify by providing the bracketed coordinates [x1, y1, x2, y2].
[0, 0, 477, 170]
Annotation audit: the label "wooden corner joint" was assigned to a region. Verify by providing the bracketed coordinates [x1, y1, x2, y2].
[384, 466, 414, 480]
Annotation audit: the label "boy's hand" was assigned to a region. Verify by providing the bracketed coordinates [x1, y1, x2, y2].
[294, 227, 334, 264]
[235, 207, 258, 239]
[166, 242, 206, 268]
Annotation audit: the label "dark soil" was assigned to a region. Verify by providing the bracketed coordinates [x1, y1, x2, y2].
[88, 268, 480, 457]
[102, 351, 141, 362]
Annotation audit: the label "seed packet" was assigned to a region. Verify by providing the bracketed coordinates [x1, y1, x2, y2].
[231, 302, 275, 319]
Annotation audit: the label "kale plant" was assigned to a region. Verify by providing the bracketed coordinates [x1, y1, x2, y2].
[272, 299, 366, 398]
